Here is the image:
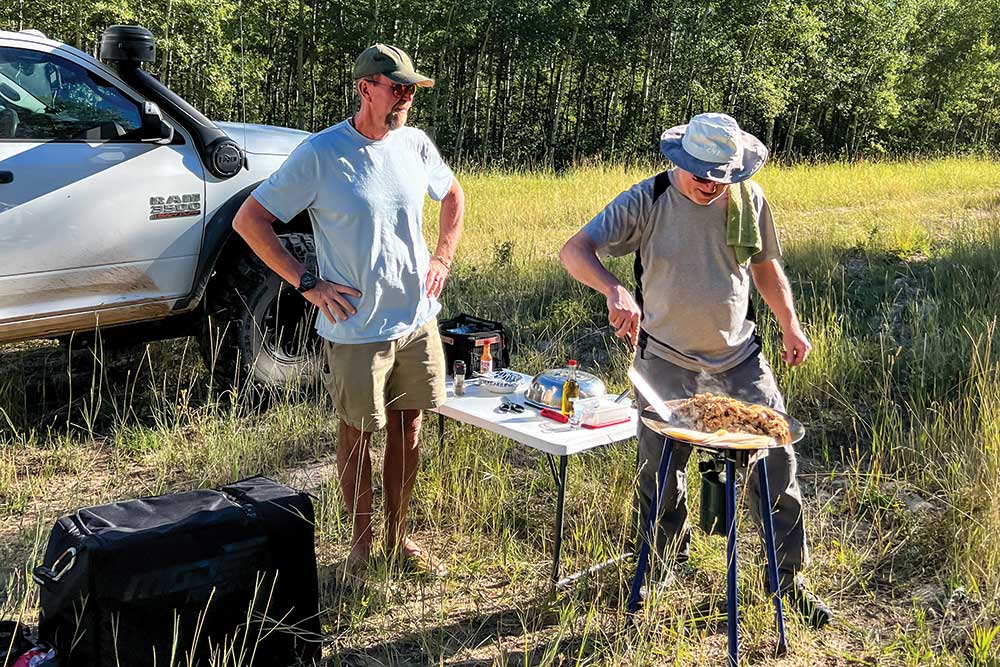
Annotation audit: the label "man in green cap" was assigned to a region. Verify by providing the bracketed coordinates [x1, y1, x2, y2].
[233, 43, 464, 582]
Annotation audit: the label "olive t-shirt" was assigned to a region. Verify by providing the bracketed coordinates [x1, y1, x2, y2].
[582, 170, 781, 373]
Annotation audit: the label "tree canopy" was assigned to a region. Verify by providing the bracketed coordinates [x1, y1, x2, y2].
[4, 0, 999, 167]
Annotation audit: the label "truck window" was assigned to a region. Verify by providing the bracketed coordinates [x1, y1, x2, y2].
[0, 47, 142, 141]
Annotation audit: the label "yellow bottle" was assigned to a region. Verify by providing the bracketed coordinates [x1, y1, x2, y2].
[561, 359, 580, 417]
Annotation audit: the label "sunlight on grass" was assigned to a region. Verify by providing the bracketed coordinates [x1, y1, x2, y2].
[3, 158, 1000, 664]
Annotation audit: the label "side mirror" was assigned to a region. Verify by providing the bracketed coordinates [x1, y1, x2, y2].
[140, 100, 173, 143]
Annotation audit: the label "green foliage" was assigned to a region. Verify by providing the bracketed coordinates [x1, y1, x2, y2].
[3, 0, 1000, 165]
[3, 159, 1000, 662]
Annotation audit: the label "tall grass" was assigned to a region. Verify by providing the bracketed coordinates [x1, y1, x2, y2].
[3, 158, 1000, 664]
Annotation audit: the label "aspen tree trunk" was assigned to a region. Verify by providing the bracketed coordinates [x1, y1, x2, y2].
[572, 60, 589, 164]
[309, 0, 319, 130]
[296, 0, 305, 128]
[164, 0, 173, 87]
[783, 103, 800, 155]
[546, 23, 579, 169]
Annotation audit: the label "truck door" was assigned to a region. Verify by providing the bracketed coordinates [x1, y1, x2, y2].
[0, 42, 205, 331]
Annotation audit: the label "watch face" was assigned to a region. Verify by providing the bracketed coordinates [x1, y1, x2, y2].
[299, 272, 317, 291]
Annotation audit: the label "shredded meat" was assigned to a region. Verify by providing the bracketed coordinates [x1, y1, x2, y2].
[672, 393, 791, 443]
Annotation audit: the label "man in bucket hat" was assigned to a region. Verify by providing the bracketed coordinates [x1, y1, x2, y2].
[233, 43, 464, 583]
[559, 113, 832, 627]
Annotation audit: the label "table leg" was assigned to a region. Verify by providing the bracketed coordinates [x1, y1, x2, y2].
[756, 457, 788, 655]
[546, 451, 633, 591]
[726, 458, 739, 667]
[550, 455, 569, 594]
[627, 437, 675, 613]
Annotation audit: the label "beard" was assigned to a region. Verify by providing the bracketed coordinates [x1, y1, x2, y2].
[386, 108, 408, 130]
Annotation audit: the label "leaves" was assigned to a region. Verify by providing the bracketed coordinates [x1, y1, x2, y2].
[2, 0, 998, 164]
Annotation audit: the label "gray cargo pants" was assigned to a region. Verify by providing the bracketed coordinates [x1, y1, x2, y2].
[633, 346, 809, 584]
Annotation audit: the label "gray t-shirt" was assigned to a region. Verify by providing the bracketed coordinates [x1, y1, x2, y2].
[253, 120, 455, 344]
[582, 169, 781, 373]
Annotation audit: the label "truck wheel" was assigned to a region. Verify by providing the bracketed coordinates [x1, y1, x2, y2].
[200, 233, 322, 389]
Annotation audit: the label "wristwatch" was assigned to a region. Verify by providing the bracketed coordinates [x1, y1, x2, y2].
[296, 271, 318, 293]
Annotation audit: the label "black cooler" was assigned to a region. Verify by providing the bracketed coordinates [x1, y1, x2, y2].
[33, 476, 320, 666]
[438, 314, 511, 373]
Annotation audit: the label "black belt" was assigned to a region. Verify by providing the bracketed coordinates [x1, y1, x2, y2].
[637, 329, 763, 361]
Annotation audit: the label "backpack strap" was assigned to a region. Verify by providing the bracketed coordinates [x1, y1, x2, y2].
[633, 170, 671, 317]
[652, 169, 671, 203]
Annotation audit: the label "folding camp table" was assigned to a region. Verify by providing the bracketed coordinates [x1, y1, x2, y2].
[432, 372, 637, 591]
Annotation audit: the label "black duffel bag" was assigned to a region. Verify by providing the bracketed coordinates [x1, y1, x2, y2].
[33, 476, 320, 666]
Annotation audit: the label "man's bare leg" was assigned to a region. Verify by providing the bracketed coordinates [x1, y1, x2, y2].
[384, 408, 422, 555]
[384, 408, 445, 574]
[337, 419, 374, 572]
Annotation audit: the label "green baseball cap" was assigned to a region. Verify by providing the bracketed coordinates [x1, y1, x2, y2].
[353, 43, 434, 87]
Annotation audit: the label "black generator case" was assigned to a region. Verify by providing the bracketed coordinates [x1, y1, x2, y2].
[439, 314, 511, 373]
[34, 476, 320, 667]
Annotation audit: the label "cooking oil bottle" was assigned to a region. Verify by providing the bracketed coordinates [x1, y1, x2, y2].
[561, 359, 580, 418]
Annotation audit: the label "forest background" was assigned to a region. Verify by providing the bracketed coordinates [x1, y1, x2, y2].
[3, 0, 999, 168]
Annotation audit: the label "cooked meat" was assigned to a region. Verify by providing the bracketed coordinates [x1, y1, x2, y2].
[672, 393, 791, 443]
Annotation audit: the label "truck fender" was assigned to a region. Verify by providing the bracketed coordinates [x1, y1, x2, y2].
[172, 182, 262, 312]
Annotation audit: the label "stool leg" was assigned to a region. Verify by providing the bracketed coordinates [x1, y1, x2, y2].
[627, 437, 674, 613]
[726, 459, 738, 667]
[756, 457, 788, 655]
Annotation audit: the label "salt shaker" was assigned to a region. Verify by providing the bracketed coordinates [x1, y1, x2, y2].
[453, 360, 466, 395]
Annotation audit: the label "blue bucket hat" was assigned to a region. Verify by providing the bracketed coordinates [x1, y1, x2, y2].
[660, 113, 768, 184]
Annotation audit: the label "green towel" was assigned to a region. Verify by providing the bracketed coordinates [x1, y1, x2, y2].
[727, 181, 762, 264]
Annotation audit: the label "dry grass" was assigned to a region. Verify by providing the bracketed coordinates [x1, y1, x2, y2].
[3, 158, 1000, 665]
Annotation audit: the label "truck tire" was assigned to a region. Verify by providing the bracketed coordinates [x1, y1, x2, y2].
[200, 233, 321, 389]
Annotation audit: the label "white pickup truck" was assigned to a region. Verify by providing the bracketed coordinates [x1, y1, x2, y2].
[0, 25, 320, 386]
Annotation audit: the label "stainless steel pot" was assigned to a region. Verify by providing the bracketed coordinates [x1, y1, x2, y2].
[524, 368, 607, 409]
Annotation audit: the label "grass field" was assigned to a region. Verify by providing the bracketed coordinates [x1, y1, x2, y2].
[3, 158, 1000, 665]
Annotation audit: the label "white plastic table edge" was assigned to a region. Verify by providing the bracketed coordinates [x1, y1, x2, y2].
[431, 372, 638, 456]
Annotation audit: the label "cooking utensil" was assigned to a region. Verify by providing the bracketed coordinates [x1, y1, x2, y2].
[539, 408, 570, 423]
[626, 367, 673, 421]
[613, 388, 631, 404]
[524, 368, 606, 410]
[498, 396, 525, 413]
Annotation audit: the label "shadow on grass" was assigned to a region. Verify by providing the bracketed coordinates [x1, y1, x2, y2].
[326, 595, 568, 667]
[0, 336, 323, 439]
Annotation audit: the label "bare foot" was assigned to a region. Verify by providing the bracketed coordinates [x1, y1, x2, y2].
[342, 544, 370, 588]
[393, 537, 448, 578]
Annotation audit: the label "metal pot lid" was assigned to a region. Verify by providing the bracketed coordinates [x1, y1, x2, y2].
[524, 367, 607, 409]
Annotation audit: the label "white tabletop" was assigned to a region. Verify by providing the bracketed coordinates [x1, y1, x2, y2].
[432, 372, 638, 457]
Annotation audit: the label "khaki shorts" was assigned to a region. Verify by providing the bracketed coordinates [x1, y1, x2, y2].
[321, 319, 447, 432]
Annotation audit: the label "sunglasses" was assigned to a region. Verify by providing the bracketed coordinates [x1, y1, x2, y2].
[690, 173, 718, 185]
[364, 79, 417, 98]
